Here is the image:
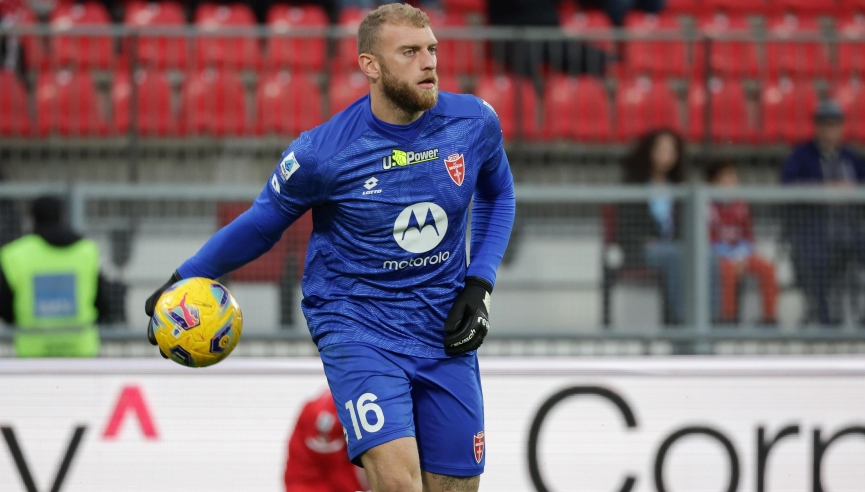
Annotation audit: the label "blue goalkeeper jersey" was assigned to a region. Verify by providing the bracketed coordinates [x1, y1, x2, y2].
[179, 92, 515, 358]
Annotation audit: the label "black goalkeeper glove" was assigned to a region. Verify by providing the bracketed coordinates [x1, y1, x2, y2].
[144, 270, 182, 358]
[443, 277, 492, 356]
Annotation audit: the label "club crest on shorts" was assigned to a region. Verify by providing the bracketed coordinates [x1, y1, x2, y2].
[444, 153, 465, 186]
[473, 431, 485, 463]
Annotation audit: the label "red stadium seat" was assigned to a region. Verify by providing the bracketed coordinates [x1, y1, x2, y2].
[437, 74, 462, 93]
[687, 78, 756, 143]
[0, 71, 32, 136]
[180, 69, 249, 136]
[256, 70, 324, 136]
[193, 3, 260, 70]
[760, 77, 818, 143]
[265, 4, 329, 72]
[769, 0, 839, 15]
[335, 8, 368, 73]
[474, 75, 541, 141]
[329, 71, 369, 115]
[834, 78, 865, 141]
[614, 77, 680, 141]
[765, 13, 831, 77]
[543, 75, 611, 142]
[664, 0, 700, 14]
[217, 204, 312, 283]
[695, 13, 759, 77]
[124, 1, 188, 69]
[441, 0, 487, 17]
[111, 70, 177, 136]
[561, 10, 615, 54]
[36, 70, 107, 136]
[838, 12, 865, 76]
[5, 7, 49, 70]
[426, 10, 481, 76]
[50, 2, 115, 69]
[623, 13, 688, 77]
[702, 0, 768, 14]
[839, 0, 865, 13]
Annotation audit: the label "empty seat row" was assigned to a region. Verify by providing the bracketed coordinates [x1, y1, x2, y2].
[573, 11, 865, 77]
[481, 75, 843, 143]
[5, 69, 864, 144]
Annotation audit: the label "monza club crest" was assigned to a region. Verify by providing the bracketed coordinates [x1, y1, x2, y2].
[444, 153, 465, 186]
[473, 431, 485, 463]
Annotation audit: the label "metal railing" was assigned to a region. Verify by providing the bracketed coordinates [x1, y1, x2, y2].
[3, 183, 865, 355]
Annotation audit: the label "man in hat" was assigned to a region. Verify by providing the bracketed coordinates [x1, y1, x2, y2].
[781, 100, 865, 325]
[0, 196, 112, 356]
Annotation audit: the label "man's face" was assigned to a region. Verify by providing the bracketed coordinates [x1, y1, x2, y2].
[816, 120, 844, 150]
[375, 23, 439, 114]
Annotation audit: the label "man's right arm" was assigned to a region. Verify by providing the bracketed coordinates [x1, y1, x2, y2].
[146, 140, 326, 348]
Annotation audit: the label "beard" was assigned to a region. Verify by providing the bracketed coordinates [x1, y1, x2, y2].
[379, 62, 438, 115]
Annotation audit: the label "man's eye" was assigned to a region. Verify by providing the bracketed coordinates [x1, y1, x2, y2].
[404, 50, 414, 56]
[429, 47, 437, 55]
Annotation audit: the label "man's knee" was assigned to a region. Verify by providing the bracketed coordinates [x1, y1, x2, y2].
[423, 472, 480, 492]
[360, 437, 423, 492]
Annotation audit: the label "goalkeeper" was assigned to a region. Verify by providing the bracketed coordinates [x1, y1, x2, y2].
[145, 4, 514, 492]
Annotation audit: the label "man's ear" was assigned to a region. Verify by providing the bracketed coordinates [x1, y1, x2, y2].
[359, 53, 380, 81]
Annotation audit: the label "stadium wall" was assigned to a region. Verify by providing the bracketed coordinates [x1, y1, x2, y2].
[1, 357, 864, 491]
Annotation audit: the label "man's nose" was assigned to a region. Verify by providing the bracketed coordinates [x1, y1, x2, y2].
[419, 49, 436, 71]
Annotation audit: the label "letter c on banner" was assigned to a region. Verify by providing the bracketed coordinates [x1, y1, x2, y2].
[527, 386, 638, 492]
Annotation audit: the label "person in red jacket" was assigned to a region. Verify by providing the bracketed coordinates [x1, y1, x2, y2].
[284, 389, 369, 492]
[707, 160, 778, 325]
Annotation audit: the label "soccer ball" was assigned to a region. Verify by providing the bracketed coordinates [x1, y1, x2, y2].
[149, 277, 243, 368]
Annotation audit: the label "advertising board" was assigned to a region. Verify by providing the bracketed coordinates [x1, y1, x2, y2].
[1, 357, 863, 492]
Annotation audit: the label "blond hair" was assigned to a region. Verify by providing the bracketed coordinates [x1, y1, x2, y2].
[357, 3, 431, 56]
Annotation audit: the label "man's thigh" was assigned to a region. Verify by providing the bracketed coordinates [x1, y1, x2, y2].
[413, 354, 485, 478]
[422, 471, 480, 492]
[319, 343, 417, 465]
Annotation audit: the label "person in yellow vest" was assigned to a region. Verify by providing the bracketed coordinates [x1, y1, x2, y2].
[0, 196, 106, 357]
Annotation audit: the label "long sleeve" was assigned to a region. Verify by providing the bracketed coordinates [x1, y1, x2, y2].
[466, 148, 516, 288]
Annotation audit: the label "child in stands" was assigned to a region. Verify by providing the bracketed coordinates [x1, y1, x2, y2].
[707, 160, 778, 325]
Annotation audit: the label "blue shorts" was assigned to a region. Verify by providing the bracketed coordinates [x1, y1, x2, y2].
[319, 343, 485, 477]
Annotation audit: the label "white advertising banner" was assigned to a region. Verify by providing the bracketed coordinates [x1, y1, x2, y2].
[1, 357, 864, 492]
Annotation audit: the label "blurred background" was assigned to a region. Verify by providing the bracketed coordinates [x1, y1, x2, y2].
[3, 0, 865, 356]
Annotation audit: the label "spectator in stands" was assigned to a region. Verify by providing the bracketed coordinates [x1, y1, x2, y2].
[284, 389, 369, 492]
[781, 100, 865, 326]
[488, 0, 608, 79]
[707, 160, 777, 325]
[619, 129, 685, 325]
[0, 196, 114, 357]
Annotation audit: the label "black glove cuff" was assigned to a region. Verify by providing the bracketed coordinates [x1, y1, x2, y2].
[464, 276, 492, 293]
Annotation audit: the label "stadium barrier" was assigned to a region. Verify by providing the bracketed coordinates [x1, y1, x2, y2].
[0, 356, 864, 491]
[3, 184, 865, 355]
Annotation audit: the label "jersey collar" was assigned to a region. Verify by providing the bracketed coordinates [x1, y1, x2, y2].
[362, 95, 432, 146]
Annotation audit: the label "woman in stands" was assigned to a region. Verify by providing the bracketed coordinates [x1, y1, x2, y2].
[618, 129, 686, 325]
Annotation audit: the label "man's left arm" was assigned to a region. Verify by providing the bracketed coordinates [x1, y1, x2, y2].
[466, 147, 516, 285]
[443, 104, 515, 355]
